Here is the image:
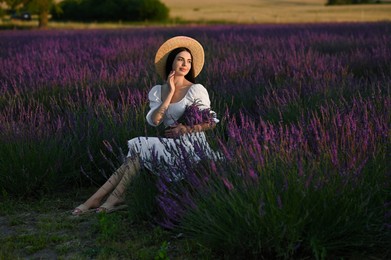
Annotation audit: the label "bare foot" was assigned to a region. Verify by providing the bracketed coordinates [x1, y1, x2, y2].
[95, 198, 125, 213]
[72, 198, 101, 216]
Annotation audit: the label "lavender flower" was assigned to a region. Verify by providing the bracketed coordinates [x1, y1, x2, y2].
[176, 99, 216, 128]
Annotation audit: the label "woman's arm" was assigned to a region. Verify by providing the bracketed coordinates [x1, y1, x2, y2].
[150, 71, 176, 125]
[186, 121, 216, 133]
[150, 98, 172, 126]
[164, 121, 216, 138]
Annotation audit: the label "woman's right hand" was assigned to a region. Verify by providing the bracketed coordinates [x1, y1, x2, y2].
[167, 70, 175, 93]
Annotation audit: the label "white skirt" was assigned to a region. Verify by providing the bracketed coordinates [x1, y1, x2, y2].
[127, 132, 221, 180]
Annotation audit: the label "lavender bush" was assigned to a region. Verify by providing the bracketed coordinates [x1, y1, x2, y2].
[164, 95, 390, 258]
[0, 22, 390, 258]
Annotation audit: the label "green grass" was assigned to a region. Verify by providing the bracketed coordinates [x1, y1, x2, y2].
[0, 189, 214, 259]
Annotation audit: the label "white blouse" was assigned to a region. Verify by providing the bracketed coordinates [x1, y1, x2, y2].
[145, 83, 219, 127]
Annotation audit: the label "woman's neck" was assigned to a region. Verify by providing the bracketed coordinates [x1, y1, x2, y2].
[174, 76, 191, 89]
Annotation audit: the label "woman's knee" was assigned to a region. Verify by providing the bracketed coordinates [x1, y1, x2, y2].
[124, 154, 141, 170]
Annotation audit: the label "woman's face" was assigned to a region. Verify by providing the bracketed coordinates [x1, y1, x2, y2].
[172, 50, 192, 77]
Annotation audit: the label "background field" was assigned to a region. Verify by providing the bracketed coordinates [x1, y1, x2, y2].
[1, 0, 390, 258]
[163, 0, 391, 23]
[2, 0, 390, 29]
[1, 15, 390, 260]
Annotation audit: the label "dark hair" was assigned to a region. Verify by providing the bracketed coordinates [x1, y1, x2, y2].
[165, 47, 195, 83]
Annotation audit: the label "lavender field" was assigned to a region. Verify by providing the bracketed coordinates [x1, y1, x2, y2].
[0, 22, 390, 258]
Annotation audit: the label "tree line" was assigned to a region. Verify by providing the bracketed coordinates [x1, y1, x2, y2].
[0, 0, 169, 28]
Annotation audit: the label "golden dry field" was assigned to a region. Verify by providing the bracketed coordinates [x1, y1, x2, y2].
[162, 0, 391, 23]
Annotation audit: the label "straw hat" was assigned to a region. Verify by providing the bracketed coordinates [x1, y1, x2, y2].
[154, 36, 205, 80]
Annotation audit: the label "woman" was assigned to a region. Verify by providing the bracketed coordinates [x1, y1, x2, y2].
[72, 36, 219, 215]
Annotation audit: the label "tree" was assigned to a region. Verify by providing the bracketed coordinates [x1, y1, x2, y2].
[53, 0, 169, 22]
[27, 0, 56, 28]
[0, 0, 28, 12]
[126, 0, 169, 21]
[0, 0, 56, 28]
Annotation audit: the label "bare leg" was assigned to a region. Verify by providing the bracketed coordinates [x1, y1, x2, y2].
[97, 156, 141, 211]
[72, 156, 140, 215]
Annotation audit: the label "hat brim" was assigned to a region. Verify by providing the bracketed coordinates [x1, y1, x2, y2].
[154, 36, 204, 80]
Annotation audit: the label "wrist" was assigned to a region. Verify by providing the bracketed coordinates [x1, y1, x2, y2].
[185, 125, 193, 133]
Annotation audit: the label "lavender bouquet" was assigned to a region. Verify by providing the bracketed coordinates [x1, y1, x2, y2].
[176, 99, 216, 128]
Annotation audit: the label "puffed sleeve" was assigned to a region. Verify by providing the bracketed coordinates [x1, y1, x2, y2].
[188, 84, 220, 124]
[145, 85, 162, 126]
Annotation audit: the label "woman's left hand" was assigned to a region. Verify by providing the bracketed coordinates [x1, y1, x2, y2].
[164, 124, 187, 138]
